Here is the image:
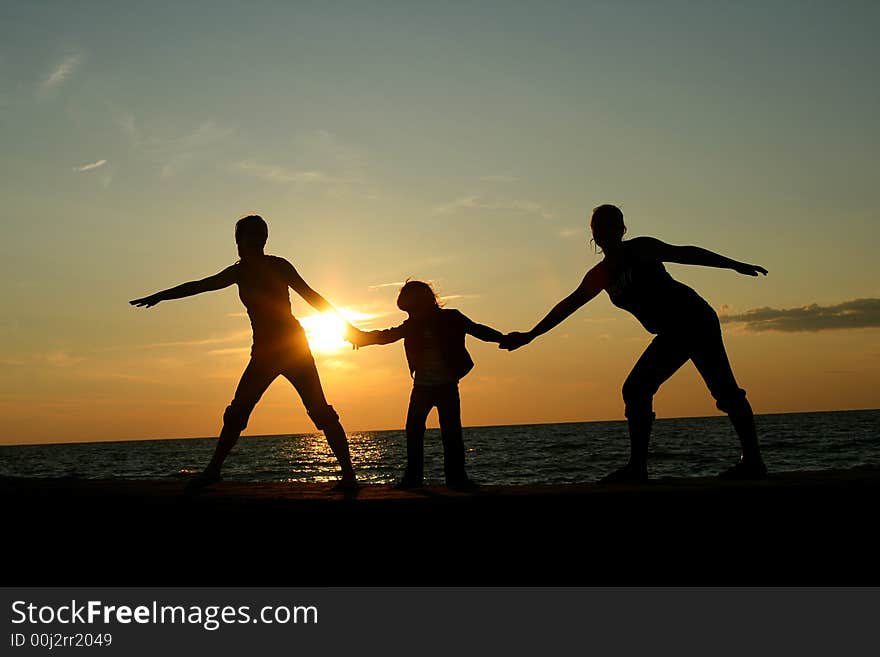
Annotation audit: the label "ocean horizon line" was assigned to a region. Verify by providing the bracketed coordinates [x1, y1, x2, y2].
[2, 406, 877, 448]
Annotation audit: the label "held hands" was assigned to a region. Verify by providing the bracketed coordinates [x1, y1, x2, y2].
[733, 262, 768, 277]
[344, 323, 368, 349]
[499, 331, 534, 351]
[129, 293, 163, 308]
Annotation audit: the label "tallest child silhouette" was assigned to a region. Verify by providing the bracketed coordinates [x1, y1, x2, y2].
[130, 215, 357, 489]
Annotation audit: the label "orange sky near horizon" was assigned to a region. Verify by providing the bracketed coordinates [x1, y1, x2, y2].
[3, 285, 878, 445]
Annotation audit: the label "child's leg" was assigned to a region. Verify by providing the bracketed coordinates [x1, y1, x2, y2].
[403, 386, 434, 484]
[436, 383, 468, 485]
[286, 361, 356, 483]
[205, 359, 277, 477]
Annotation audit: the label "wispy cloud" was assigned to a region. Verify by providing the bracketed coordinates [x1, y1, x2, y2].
[432, 196, 553, 220]
[159, 121, 235, 178]
[73, 159, 107, 172]
[721, 298, 880, 332]
[159, 155, 192, 179]
[227, 131, 368, 192]
[368, 281, 406, 291]
[119, 118, 234, 152]
[1, 351, 85, 368]
[320, 359, 357, 371]
[173, 121, 234, 151]
[334, 306, 399, 329]
[113, 111, 142, 145]
[310, 129, 365, 167]
[145, 332, 251, 349]
[111, 114, 234, 177]
[480, 174, 518, 183]
[109, 330, 252, 351]
[207, 347, 251, 356]
[40, 350, 85, 367]
[41, 54, 81, 92]
[557, 227, 583, 239]
[439, 293, 480, 302]
[229, 160, 334, 184]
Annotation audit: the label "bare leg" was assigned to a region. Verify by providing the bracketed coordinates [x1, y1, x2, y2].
[726, 398, 762, 464]
[605, 334, 688, 482]
[286, 360, 356, 483]
[624, 413, 654, 480]
[204, 426, 240, 478]
[322, 418, 356, 484]
[691, 318, 766, 476]
[192, 359, 276, 488]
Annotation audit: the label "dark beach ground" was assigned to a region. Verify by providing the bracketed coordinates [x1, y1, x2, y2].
[4, 467, 879, 586]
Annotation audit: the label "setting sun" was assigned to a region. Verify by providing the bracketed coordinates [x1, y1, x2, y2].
[300, 309, 376, 354]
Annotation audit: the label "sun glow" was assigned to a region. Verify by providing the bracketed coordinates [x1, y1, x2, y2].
[300, 309, 377, 354]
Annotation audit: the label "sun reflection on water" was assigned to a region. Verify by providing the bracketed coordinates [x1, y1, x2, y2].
[262, 431, 399, 484]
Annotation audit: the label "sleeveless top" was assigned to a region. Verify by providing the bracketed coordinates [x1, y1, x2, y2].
[601, 241, 714, 334]
[235, 256, 305, 351]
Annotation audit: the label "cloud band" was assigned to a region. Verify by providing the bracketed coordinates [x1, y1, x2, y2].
[721, 298, 880, 332]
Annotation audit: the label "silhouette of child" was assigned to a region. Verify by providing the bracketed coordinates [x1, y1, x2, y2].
[131, 215, 357, 490]
[347, 281, 503, 489]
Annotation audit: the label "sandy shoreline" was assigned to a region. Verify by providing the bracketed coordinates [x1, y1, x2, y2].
[5, 467, 879, 585]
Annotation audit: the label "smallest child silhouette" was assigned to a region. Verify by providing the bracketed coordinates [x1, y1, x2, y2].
[347, 281, 503, 489]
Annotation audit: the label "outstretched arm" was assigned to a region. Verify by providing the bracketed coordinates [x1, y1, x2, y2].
[345, 323, 406, 348]
[130, 265, 238, 308]
[501, 267, 604, 350]
[284, 262, 339, 314]
[463, 316, 504, 343]
[635, 237, 768, 276]
[283, 260, 371, 348]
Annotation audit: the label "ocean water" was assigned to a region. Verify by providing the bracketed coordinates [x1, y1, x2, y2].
[1, 410, 877, 485]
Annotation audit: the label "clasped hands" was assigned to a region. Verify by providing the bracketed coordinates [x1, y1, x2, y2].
[498, 331, 533, 351]
[343, 323, 368, 349]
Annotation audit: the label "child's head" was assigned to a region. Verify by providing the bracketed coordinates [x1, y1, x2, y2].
[397, 280, 441, 315]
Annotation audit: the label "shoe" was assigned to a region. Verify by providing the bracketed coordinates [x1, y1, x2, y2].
[185, 469, 222, 492]
[393, 478, 423, 490]
[446, 478, 478, 491]
[599, 463, 648, 484]
[332, 478, 360, 492]
[718, 459, 768, 480]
